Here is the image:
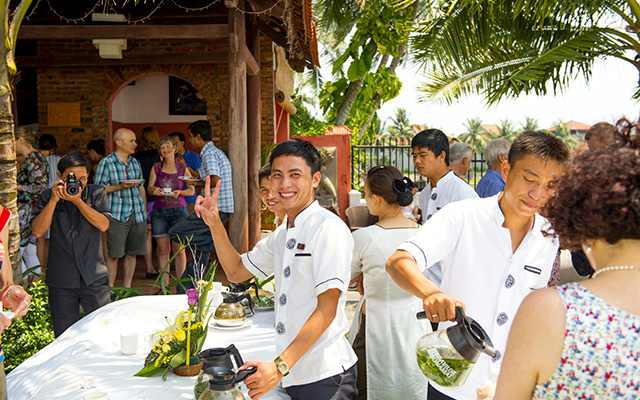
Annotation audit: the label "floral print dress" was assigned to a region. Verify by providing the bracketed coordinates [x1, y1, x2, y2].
[533, 283, 640, 399]
[17, 151, 49, 246]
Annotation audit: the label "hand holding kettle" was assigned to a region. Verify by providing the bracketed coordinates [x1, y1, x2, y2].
[422, 291, 466, 323]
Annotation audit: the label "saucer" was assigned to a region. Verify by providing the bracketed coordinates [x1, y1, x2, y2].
[210, 319, 253, 331]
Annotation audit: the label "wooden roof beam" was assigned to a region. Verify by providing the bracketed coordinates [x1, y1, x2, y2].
[16, 52, 227, 68]
[18, 24, 228, 40]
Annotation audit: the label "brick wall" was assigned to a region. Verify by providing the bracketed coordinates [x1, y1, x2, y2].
[35, 36, 275, 155]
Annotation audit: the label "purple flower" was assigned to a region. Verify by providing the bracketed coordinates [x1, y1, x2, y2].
[186, 289, 199, 307]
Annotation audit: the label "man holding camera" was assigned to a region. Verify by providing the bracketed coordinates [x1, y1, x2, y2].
[32, 151, 111, 337]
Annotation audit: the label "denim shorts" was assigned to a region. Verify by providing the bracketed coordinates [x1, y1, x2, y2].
[151, 207, 189, 238]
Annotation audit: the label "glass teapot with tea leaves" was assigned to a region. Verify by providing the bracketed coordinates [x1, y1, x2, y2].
[415, 306, 497, 388]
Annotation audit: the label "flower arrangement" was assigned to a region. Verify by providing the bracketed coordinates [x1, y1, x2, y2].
[135, 272, 215, 380]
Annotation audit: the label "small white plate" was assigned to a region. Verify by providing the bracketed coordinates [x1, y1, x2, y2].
[119, 179, 143, 184]
[1, 311, 14, 320]
[178, 176, 200, 183]
[160, 191, 177, 196]
[255, 306, 274, 312]
[210, 319, 253, 330]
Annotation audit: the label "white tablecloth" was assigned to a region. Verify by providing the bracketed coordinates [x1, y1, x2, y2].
[7, 295, 290, 400]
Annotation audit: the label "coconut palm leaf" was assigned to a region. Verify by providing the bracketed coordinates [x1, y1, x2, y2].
[412, 0, 640, 104]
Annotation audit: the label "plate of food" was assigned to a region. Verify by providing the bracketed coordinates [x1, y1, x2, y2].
[255, 296, 275, 311]
[178, 176, 200, 183]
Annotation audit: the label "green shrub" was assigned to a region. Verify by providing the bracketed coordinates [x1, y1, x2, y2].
[1, 281, 55, 373]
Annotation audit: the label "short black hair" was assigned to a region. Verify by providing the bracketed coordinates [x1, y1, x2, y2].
[411, 129, 450, 166]
[189, 120, 212, 141]
[258, 163, 271, 183]
[87, 139, 106, 156]
[58, 150, 90, 174]
[168, 131, 186, 143]
[509, 131, 570, 168]
[38, 134, 57, 151]
[269, 139, 322, 175]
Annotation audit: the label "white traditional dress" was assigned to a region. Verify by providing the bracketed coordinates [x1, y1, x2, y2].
[348, 224, 429, 400]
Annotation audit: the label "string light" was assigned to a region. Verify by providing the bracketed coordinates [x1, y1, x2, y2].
[236, 0, 282, 15]
[170, 0, 221, 12]
[24, 0, 44, 20]
[126, 0, 165, 24]
[46, 0, 102, 24]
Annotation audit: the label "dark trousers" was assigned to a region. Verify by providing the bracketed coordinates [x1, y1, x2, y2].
[351, 314, 367, 400]
[169, 211, 229, 294]
[48, 276, 111, 337]
[427, 384, 455, 400]
[285, 364, 358, 400]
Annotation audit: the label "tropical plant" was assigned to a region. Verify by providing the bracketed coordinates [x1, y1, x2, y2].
[458, 117, 488, 153]
[1, 279, 55, 373]
[548, 120, 581, 150]
[386, 107, 414, 140]
[0, 0, 34, 283]
[520, 116, 540, 132]
[497, 119, 518, 140]
[413, 0, 640, 104]
[318, 0, 419, 138]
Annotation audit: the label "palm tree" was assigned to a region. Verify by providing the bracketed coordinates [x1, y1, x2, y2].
[497, 119, 517, 140]
[386, 108, 413, 141]
[0, 0, 34, 282]
[458, 117, 487, 153]
[412, 1, 640, 104]
[549, 120, 581, 150]
[520, 116, 540, 132]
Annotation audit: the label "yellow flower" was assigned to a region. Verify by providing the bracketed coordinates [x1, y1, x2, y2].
[162, 344, 171, 353]
[175, 330, 186, 341]
[162, 335, 174, 344]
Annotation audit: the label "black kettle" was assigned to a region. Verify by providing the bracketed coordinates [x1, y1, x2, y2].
[194, 345, 247, 399]
[415, 306, 497, 388]
[229, 281, 259, 316]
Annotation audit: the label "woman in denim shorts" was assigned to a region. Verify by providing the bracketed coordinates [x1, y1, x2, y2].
[147, 136, 195, 285]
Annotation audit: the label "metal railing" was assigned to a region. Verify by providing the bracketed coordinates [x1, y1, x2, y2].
[351, 138, 486, 191]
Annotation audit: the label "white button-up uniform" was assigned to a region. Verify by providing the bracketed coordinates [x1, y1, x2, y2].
[398, 195, 558, 400]
[418, 170, 479, 286]
[241, 201, 357, 387]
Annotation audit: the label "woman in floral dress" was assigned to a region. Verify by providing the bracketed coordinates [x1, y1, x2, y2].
[485, 122, 640, 399]
[15, 128, 48, 273]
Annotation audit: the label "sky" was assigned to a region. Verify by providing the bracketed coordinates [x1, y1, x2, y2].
[376, 57, 640, 136]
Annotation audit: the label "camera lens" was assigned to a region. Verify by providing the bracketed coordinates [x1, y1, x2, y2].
[66, 184, 80, 196]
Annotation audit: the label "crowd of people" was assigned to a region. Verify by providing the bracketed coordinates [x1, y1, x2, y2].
[0, 116, 638, 400]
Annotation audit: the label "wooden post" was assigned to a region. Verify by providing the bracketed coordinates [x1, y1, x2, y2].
[247, 18, 262, 249]
[227, 0, 249, 252]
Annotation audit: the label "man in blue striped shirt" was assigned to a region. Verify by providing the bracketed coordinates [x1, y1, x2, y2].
[95, 128, 147, 288]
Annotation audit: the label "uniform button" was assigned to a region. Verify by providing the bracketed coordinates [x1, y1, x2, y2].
[431, 193, 437, 200]
[496, 312, 508, 326]
[276, 322, 286, 335]
[427, 214, 433, 220]
[504, 274, 515, 288]
[279, 293, 287, 306]
[286, 239, 297, 250]
[491, 350, 502, 363]
[283, 266, 291, 278]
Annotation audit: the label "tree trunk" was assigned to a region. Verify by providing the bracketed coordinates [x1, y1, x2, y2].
[357, 0, 420, 137]
[0, 50, 21, 283]
[333, 41, 377, 126]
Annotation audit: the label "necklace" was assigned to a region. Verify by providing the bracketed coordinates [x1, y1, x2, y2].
[591, 265, 638, 279]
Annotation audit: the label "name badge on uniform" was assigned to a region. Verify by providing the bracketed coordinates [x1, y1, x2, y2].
[297, 243, 305, 250]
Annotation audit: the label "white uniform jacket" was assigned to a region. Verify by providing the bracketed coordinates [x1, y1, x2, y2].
[241, 201, 357, 387]
[398, 195, 559, 400]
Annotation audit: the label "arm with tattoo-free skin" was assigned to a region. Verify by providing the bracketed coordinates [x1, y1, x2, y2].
[386, 250, 464, 323]
[241, 289, 341, 399]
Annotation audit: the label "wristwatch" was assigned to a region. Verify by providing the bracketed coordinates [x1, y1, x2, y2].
[274, 356, 290, 377]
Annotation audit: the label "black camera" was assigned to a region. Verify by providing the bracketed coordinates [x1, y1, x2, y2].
[64, 172, 82, 196]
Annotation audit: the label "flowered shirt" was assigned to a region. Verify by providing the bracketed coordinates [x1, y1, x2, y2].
[18, 151, 49, 246]
[94, 152, 146, 223]
[533, 283, 640, 399]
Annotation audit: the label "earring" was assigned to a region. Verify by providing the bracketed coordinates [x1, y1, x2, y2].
[586, 247, 592, 254]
